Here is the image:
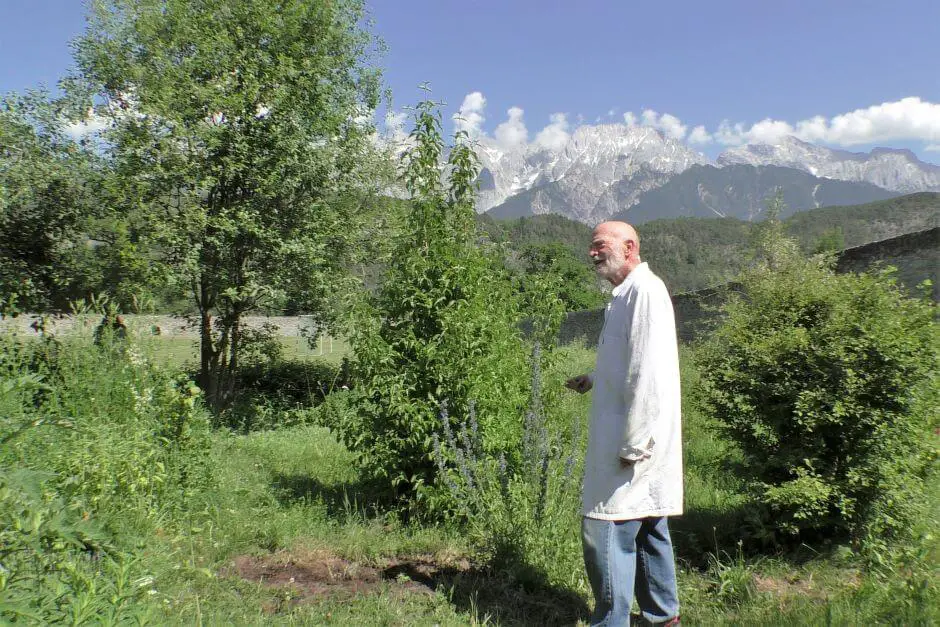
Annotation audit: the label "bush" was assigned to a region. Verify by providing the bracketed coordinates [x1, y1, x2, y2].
[431, 345, 585, 584]
[216, 357, 351, 433]
[695, 222, 937, 545]
[344, 101, 563, 509]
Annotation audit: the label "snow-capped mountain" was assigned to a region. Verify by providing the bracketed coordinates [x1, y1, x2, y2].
[717, 136, 940, 194]
[612, 164, 897, 224]
[474, 127, 938, 225]
[475, 124, 708, 224]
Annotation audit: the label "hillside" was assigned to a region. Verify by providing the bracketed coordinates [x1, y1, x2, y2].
[487, 192, 940, 295]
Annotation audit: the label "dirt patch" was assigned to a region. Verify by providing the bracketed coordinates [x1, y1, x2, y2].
[225, 548, 471, 604]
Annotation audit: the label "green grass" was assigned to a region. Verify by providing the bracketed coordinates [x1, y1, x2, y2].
[2, 333, 936, 625]
[149, 334, 350, 370]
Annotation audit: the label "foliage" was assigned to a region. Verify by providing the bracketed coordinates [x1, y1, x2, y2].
[515, 243, 606, 311]
[217, 355, 351, 433]
[0, 91, 103, 312]
[0, 325, 211, 623]
[345, 100, 563, 508]
[483, 192, 938, 296]
[431, 345, 585, 582]
[72, 0, 387, 409]
[695, 208, 937, 545]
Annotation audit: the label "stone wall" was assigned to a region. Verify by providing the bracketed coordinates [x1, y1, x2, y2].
[835, 227, 939, 300]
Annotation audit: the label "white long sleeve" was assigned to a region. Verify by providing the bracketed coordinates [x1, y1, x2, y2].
[582, 263, 684, 520]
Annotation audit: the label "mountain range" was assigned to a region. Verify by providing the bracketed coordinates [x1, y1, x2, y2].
[476, 130, 940, 225]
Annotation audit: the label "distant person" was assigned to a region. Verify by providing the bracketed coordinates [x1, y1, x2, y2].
[566, 221, 683, 626]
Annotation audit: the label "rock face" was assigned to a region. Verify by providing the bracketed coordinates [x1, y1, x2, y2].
[477, 124, 709, 223]
[477, 129, 938, 225]
[612, 164, 899, 225]
[716, 136, 940, 194]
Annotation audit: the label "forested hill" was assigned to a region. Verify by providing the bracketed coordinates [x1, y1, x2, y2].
[482, 192, 939, 294]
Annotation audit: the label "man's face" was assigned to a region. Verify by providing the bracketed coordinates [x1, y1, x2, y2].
[589, 229, 627, 283]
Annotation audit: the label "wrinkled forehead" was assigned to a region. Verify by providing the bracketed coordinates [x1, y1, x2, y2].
[591, 225, 622, 244]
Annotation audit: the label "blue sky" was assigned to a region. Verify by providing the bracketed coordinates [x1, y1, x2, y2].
[2, 0, 938, 161]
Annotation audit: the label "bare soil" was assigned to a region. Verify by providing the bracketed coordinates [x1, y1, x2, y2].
[225, 548, 471, 605]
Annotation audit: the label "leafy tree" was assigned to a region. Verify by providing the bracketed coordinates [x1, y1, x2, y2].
[345, 101, 563, 508]
[0, 91, 103, 313]
[695, 202, 937, 545]
[811, 227, 845, 254]
[73, 0, 385, 408]
[517, 242, 605, 311]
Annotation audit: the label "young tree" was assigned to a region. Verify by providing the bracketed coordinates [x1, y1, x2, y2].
[73, 0, 385, 408]
[345, 101, 563, 508]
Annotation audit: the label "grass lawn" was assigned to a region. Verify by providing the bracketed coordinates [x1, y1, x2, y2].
[134, 344, 936, 625]
[3, 332, 934, 625]
[149, 335, 350, 370]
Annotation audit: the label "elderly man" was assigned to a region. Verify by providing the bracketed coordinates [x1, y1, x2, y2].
[566, 221, 683, 626]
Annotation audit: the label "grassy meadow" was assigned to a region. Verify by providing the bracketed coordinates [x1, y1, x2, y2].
[2, 324, 935, 626]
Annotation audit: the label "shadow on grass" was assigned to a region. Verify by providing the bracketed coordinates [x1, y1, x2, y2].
[383, 551, 591, 626]
[270, 473, 590, 624]
[670, 503, 755, 568]
[271, 473, 390, 519]
[671, 500, 850, 571]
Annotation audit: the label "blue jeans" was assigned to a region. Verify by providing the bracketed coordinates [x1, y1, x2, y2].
[582, 516, 680, 626]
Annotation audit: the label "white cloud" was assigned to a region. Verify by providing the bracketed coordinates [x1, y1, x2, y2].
[712, 97, 940, 147]
[623, 111, 637, 126]
[453, 91, 486, 137]
[65, 108, 110, 140]
[687, 125, 712, 144]
[534, 112, 570, 152]
[494, 106, 528, 149]
[641, 109, 687, 140]
[607, 107, 617, 117]
[926, 144, 940, 152]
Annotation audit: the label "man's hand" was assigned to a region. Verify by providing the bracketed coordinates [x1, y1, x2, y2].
[565, 374, 593, 394]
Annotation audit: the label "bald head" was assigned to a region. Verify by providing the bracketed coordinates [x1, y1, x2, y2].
[589, 221, 641, 286]
[594, 221, 639, 249]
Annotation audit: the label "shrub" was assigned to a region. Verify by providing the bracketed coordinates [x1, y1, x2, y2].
[431, 345, 585, 584]
[344, 100, 563, 508]
[216, 357, 351, 433]
[695, 218, 937, 545]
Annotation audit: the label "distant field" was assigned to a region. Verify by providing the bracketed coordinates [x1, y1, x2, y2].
[150, 335, 350, 370]
[0, 314, 350, 369]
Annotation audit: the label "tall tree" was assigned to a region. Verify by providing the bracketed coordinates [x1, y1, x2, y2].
[74, 0, 385, 408]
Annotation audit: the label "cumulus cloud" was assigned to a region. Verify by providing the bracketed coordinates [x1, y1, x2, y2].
[534, 112, 570, 152]
[384, 110, 409, 143]
[712, 97, 940, 147]
[453, 91, 486, 137]
[640, 109, 687, 140]
[623, 111, 638, 126]
[687, 125, 712, 144]
[494, 106, 528, 149]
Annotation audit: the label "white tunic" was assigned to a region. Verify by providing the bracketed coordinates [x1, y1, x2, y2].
[582, 262, 684, 520]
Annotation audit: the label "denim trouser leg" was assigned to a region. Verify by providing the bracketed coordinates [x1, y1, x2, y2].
[582, 516, 680, 626]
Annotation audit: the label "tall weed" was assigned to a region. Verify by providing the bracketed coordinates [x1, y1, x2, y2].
[0, 326, 211, 622]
